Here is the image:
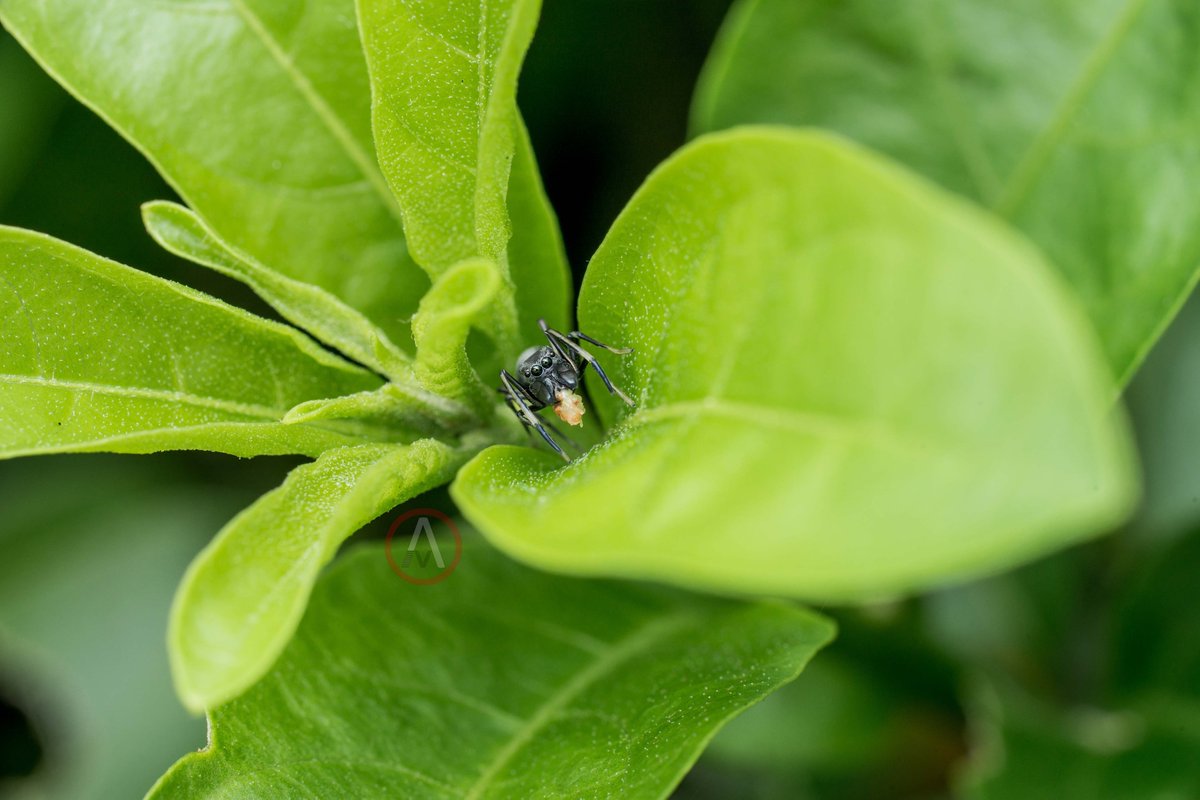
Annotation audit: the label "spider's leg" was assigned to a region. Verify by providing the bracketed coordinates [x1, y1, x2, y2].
[500, 370, 570, 462]
[503, 385, 579, 451]
[501, 368, 548, 411]
[544, 328, 635, 406]
[501, 393, 538, 444]
[540, 415, 584, 453]
[567, 330, 633, 355]
[538, 319, 581, 378]
[537, 317, 633, 355]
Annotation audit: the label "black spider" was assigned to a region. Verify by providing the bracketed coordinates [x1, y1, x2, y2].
[499, 319, 634, 461]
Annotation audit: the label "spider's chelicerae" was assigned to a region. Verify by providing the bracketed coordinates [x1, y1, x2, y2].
[499, 319, 634, 461]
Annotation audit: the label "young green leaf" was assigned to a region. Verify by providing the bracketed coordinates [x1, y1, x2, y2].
[142, 200, 413, 382]
[413, 258, 504, 416]
[169, 440, 466, 712]
[0, 227, 381, 459]
[358, 0, 570, 353]
[693, 0, 1200, 384]
[453, 128, 1137, 602]
[507, 115, 573, 339]
[153, 541, 834, 798]
[283, 385, 478, 442]
[0, 0, 426, 344]
[357, 0, 540, 272]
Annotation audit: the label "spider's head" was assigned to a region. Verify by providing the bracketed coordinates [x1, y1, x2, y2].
[515, 346, 577, 406]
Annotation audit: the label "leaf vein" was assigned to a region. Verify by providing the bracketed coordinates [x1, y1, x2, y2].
[0, 373, 288, 419]
[461, 611, 699, 799]
[227, 0, 403, 221]
[625, 398, 944, 460]
[995, 0, 1154, 213]
[394, 0, 479, 62]
[0, 273, 45, 375]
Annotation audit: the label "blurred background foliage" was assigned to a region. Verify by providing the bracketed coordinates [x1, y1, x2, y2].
[1, 1, 1198, 798]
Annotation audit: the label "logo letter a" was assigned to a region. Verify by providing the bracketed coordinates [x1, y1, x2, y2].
[407, 516, 446, 569]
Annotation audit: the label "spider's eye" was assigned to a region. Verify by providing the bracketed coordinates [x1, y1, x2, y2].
[531, 365, 543, 376]
[541, 356, 553, 368]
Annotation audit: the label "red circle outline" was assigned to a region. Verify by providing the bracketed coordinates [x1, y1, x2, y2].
[384, 508, 462, 585]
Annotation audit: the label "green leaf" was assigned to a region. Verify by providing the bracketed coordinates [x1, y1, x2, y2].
[358, 0, 569, 353]
[358, 0, 539, 272]
[153, 541, 834, 798]
[453, 128, 1136, 601]
[702, 629, 967, 798]
[507, 115, 572, 338]
[283, 385, 478, 441]
[0, 0, 426, 344]
[142, 202, 501, 434]
[693, 0, 1200, 385]
[142, 200, 412, 382]
[0, 227, 381, 459]
[169, 440, 466, 712]
[413, 258, 504, 415]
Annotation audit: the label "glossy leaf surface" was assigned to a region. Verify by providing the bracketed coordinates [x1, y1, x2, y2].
[0, 0, 426, 342]
[153, 542, 833, 798]
[0, 227, 380, 458]
[693, 0, 1200, 383]
[358, 0, 539, 272]
[358, 0, 569, 352]
[454, 129, 1136, 601]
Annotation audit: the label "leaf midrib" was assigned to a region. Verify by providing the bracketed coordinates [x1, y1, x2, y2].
[461, 610, 699, 799]
[993, 0, 1154, 213]
[228, 0, 403, 222]
[475, 0, 490, 219]
[621, 397, 945, 460]
[0, 373, 288, 419]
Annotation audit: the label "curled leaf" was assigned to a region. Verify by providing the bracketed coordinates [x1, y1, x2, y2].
[412, 258, 504, 416]
[143, 201, 413, 381]
[169, 440, 466, 711]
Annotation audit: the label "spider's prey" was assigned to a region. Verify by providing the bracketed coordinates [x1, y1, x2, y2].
[499, 319, 634, 462]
